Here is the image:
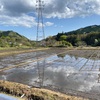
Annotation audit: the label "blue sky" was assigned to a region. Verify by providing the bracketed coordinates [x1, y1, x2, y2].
[0, 0, 100, 40]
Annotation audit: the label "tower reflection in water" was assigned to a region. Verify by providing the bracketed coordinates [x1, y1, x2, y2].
[36, 57, 46, 88]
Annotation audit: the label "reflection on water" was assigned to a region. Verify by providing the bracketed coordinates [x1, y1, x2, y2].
[98, 74, 100, 83]
[36, 58, 45, 87]
[0, 93, 17, 100]
[0, 52, 100, 99]
[57, 53, 66, 58]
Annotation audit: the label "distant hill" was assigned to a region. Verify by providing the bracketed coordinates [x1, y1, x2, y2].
[66, 25, 100, 35]
[0, 30, 35, 47]
[55, 25, 100, 46]
[45, 25, 100, 47]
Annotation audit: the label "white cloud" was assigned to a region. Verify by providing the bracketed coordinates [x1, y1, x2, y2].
[0, 0, 100, 26]
[43, 0, 100, 18]
[45, 22, 54, 26]
[0, 5, 3, 11]
[0, 14, 37, 28]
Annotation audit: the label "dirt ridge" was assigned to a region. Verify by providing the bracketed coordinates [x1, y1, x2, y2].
[0, 80, 89, 100]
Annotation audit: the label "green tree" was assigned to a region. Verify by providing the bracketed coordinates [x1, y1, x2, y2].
[75, 41, 87, 46]
[59, 35, 67, 41]
[59, 41, 72, 47]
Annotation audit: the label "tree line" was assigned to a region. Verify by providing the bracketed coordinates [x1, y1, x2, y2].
[55, 31, 100, 47]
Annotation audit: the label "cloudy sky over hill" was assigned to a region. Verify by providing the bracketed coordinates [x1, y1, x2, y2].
[0, 0, 100, 39]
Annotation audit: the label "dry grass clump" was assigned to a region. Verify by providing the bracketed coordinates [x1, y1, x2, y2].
[0, 80, 89, 100]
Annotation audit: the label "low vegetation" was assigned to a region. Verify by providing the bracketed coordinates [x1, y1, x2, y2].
[0, 80, 89, 100]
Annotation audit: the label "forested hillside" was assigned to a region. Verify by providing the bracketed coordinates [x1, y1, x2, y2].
[0, 31, 35, 47]
[46, 25, 100, 47]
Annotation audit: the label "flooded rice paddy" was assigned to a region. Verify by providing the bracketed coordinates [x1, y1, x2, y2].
[0, 49, 100, 99]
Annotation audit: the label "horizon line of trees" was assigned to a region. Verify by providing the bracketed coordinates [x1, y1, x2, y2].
[0, 30, 100, 48]
[45, 31, 100, 47]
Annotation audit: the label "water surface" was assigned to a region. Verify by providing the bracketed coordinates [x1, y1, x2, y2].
[0, 93, 18, 100]
[0, 51, 100, 99]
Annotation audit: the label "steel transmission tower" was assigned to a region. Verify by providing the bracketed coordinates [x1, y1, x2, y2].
[36, 0, 45, 88]
[36, 0, 45, 46]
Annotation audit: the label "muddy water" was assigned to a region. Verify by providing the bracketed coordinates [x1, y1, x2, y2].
[0, 50, 100, 99]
